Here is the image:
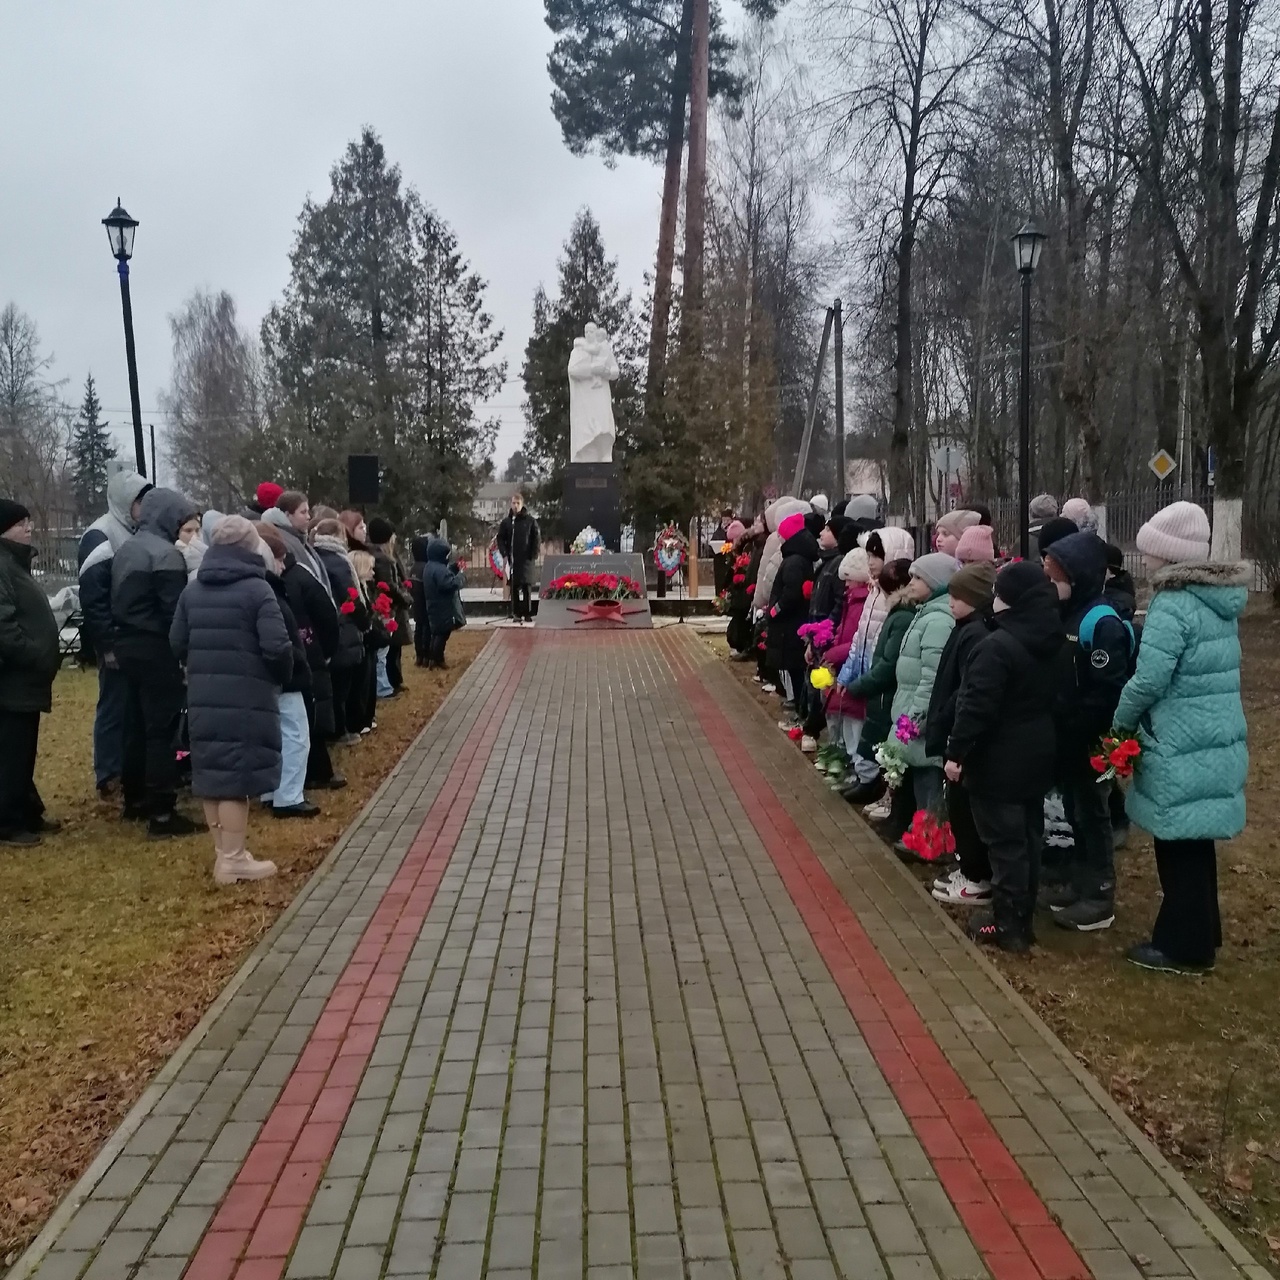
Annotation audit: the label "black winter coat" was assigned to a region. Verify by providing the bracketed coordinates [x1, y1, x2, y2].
[766, 528, 820, 668]
[170, 544, 293, 800]
[809, 547, 843, 628]
[282, 556, 338, 735]
[924, 610, 992, 760]
[372, 549, 412, 649]
[1046, 532, 1133, 762]
[496, 509, 540, 586]
[1104, 568, 1137, 620]
[423, 539, 466, 634]
[313, 539, 368, 672]
[267, 572, 311, 695]
[946, 578, 1064, 800]
[409, 535, 431, 642]
[0, 539, 60, 714]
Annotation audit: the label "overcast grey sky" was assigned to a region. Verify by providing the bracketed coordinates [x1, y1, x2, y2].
[0, 0, 672, 477]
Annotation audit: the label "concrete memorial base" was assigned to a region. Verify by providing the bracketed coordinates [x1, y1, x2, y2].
[536, 553, 653, 630]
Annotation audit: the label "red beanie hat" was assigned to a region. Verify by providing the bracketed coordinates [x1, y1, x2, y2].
[778, 511, 806, 541]
[256, 481, 284, 510]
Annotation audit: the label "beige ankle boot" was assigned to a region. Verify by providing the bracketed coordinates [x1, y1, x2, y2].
[213, 826, 278, 885]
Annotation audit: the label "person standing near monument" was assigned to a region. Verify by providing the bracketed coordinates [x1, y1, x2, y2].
[497, 492, 541, 624]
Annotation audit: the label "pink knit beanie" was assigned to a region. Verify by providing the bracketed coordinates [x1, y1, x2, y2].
[1061, 497, 1093, 528]
[778, 511, 807, 541]
[955, 524, 996, 564]
[1136, 501, 1211, 563]
[725, 520, 746, 543]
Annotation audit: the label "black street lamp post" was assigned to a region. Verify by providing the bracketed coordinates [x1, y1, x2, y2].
[1012, 220, 1047, 560]
[102, 200, 147, 477]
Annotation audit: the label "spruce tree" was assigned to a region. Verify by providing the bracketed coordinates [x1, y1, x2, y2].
[520, 209, 643, 534]
[260, 129, 505, 529]
[69, 373, 115, 521]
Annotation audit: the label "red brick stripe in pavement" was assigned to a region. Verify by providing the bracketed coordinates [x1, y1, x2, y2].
[675, 646, 1091, 1280]
[182, 634, 532, 1280]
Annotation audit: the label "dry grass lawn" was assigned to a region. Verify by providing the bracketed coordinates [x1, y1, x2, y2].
[0, 631, 488, 1265]
[713, 611, 1280, 1275]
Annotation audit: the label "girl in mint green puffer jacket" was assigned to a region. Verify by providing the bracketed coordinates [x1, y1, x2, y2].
[1113, 548, 1249, 974]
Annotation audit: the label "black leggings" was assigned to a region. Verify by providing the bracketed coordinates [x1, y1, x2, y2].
[1152, 839, 1222, 966]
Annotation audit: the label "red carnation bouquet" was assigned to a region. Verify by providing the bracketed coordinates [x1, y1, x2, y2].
[1090, 735, 1141, 783]
[901, 810, 956, 863]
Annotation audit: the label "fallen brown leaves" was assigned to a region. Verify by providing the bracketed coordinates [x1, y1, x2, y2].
[0, 633, 488, 1264]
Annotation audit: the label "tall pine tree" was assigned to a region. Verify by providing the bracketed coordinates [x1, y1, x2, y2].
[69, 373, 115, 521]
[520, 209, 643, 535]
[259, 129, 505, 530]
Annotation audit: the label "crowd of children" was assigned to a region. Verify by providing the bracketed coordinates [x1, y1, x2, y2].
[723, 493, 1249, 975]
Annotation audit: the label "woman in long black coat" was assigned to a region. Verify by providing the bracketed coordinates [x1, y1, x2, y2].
[312, 520, 370, 744]
[170, 516, 292, 885]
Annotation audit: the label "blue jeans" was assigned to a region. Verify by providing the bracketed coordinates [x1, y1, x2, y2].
[93, 664, 128, 786]
[375, 647, 394, 699]
[272, 692, 310, 809]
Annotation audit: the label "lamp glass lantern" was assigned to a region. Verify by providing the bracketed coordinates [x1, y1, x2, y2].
[102, 200, 138, 261]
[1012, 220, 1046, 274]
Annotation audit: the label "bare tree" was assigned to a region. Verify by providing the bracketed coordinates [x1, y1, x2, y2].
[0, 303, 71, 533]
[160, 290, 264, 511]
[810, 0, 990, 517]
[1113, 0, 1280, 542]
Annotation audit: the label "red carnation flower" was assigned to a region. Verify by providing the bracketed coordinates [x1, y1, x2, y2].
[347, 586, 359, 599]
[340, 601, 356, 615]
[377, 581, 389, 591]
[802, 581, 814, 600]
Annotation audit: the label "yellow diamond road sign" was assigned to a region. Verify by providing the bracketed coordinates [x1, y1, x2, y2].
[1149, 449, 1177, 481]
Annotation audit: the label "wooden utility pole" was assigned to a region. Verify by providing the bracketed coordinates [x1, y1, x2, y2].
[682, 0, 710, 323]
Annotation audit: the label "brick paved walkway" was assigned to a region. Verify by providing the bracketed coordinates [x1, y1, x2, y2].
[13, 631, 1267, 1280]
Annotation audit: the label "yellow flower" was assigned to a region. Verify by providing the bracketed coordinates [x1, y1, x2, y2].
[810, 667, 835, 690]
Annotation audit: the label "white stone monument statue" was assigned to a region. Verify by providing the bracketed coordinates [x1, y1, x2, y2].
[567, 323, 620, 464]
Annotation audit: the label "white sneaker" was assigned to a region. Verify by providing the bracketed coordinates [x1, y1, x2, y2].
[762, 683, 777, 694]
[753, 675, 764, 684]
[778, 719, 801, 731]
[932, 866, 962, 893]
[800, 735, 818, 753]
[864, 799, 891, 820]
[932, 876, 992, 905]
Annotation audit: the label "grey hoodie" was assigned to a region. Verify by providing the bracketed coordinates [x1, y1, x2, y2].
[110, 488, 199, 651]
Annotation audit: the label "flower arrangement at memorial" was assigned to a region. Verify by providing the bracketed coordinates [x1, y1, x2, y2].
[653, 525, 687, 578]
[543, 572, 643, 601]
[571, 526, 606, 555]
[488, 541, 506, 579]
[1090, 735, 1141, 783]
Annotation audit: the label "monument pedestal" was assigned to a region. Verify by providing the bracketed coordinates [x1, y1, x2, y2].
[563, 462, 621, 552]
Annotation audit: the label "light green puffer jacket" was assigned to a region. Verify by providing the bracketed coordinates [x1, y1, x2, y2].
[1113, 560, 1249, 842]
[890, 589, 956, 768]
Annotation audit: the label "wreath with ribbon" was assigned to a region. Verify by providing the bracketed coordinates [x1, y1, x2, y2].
[653, 525, 688, 578]
[571, 526, 606, 555]
[488, 541, 506, 579]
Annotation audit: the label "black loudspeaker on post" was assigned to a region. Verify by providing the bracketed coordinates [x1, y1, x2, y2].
[348, 454, 380, 506]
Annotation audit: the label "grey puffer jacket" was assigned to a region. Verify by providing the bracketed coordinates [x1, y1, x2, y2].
[170, 543, 293, 800]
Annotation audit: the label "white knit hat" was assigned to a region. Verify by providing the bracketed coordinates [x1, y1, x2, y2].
[810, 493, 830, 515]
[839, 547, 870, 584]
[1136, 501, 1211, 563]
[875, 526, 916, 562]
[1061, 497, 1093, 528]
